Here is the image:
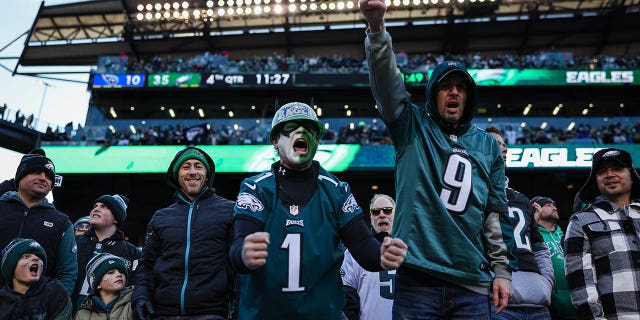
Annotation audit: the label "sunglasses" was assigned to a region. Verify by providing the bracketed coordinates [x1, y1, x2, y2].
[280, 120, 318, 137]
[370, 207, 393, 216]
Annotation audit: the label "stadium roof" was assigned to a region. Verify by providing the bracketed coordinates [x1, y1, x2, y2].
[15, 0, 640, 72]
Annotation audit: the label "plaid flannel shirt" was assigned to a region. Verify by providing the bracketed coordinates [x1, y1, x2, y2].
[564, 199, 640, 320]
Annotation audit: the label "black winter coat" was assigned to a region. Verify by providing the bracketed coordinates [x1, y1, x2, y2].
[0, 277, 72, 319]
[132, 188, 236, 317]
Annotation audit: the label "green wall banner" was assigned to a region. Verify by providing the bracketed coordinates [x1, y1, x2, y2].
[43, 145, 359, 173]
[42, 145, 637, 173]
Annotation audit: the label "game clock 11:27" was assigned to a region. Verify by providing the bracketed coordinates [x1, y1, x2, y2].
[201, 73, 293, 87]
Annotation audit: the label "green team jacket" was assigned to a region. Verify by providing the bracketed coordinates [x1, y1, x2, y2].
[365, 27, 517, 289]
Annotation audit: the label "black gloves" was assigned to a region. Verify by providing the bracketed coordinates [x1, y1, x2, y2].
[133, 298, 154, 320]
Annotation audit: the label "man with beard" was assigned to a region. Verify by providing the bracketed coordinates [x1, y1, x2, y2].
[359, 0, 517, 316]
[230, 102, 407, 320]
[341, 193, 397, 320]
[532, 196, 576, 319]
[565, 148, 640, 319]
[132, 147, 236, 319]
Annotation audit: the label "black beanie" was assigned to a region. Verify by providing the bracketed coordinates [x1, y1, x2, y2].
[94, 194, 129, 225]
[15, 154, 55, 185]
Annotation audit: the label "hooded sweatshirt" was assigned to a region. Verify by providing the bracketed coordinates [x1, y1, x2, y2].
[365, 27, 516, 293]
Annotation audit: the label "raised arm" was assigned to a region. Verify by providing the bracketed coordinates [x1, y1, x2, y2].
[361, 0, 411, 124]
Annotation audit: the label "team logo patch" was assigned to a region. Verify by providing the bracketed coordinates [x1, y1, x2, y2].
[289, 205, 299, 215]
[342, 194, 359, 213]
[285, 219, 304, 227]
[236, 192, 264, 212]
[603, 150, 620, 158]
[43, 221, 53, 228]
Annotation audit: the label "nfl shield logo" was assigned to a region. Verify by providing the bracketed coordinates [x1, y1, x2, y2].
[289, 205, 299, 216]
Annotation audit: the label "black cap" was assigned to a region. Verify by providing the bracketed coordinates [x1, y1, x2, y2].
[577, 148, 640, 203]
[530, 196, 555, 207]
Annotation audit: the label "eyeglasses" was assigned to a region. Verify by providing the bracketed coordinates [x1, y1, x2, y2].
[370, 207, 393, 216]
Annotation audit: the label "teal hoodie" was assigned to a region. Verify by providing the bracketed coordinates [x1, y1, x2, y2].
[365, 28, 516, 293]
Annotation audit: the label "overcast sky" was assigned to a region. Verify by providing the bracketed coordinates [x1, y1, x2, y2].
[0, 0, 90, 132]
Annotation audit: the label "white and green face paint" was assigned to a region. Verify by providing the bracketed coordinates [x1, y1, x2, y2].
[275, 120, 319, 170]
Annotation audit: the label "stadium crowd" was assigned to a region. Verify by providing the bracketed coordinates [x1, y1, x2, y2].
[35, 119, 640, 146]
[99, 51, 640, 74]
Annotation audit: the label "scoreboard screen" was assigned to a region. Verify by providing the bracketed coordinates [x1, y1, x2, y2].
[92, 74, 145, 88]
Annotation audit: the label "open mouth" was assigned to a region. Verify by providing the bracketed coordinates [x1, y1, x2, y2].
[29, 264, 39, 275]
[446, 101, 459, 110]
[378, 221, 390, 228]
[293, 138, 308, 154]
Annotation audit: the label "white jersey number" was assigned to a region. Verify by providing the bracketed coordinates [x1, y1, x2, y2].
[440, 154, 473, 214]
[508, 207, 532, 251]
[281, 233, 305, 292]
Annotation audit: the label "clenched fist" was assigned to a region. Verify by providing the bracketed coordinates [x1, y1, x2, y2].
[242, 232, 270, 269]
[380, 236, 407, 270]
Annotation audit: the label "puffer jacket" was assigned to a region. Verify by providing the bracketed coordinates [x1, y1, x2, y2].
[132, 187, 236, 316]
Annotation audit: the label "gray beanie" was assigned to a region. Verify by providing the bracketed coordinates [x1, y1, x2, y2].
[85, 253, 128, 292]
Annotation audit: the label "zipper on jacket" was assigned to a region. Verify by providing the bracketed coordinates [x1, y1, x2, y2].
[18, 210, 28, 236]
[178, 189, 207, 315]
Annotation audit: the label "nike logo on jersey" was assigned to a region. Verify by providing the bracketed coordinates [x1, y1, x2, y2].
[244, 182, 257, 190]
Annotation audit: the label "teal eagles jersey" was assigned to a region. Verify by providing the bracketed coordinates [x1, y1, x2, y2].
[389, 105, 513, 284]
[506, 186, 546, 273]
[234, 162, 362, 320]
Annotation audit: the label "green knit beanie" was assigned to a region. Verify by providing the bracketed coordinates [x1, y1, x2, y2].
[1, 238, 47, 283]
[166, 147, 215, 189]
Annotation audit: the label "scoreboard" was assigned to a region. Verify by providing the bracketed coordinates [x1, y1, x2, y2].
[90, 70, 639, 89]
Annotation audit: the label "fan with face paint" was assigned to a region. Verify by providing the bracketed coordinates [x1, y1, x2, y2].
[270, 102, 323, 171]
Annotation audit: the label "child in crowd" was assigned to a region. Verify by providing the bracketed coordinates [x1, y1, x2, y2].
[0, 238, 72, 319]
[75, 253, 133, 319]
